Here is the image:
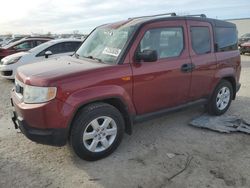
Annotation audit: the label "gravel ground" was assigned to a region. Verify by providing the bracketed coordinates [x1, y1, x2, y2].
[1, 55, 250, 188]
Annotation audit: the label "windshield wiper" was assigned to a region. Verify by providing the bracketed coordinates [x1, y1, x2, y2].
[84, 55, 103, 63]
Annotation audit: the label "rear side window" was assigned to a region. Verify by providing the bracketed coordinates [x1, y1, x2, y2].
[139, 27, 184, 59]
[215, 27, 238, 52]
[191, 27, 211, 55]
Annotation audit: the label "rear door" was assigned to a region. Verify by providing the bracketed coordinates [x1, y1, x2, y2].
[130, 20, 192, 115]
[186, 20, 217, 100]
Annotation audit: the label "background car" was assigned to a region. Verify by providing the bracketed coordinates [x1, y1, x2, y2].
[240, 41, 250, 54]
[0, 38, 4, 46]
[0, 37, 53, 60]
[2, 37, 24, 46]
[0, 37, 12, 47]
[238, 33, 250, 46]
[0, 38, 82, 79]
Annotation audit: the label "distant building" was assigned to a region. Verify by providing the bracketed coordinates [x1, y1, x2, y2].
[227, 18, 250, 37]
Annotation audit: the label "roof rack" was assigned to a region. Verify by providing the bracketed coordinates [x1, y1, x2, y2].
[183, 14, 207, 18]
[128, 12, 176, 20]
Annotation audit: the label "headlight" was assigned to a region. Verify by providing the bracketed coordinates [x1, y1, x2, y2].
[3, 56, 21, 65]
[23, 85, 57, 104]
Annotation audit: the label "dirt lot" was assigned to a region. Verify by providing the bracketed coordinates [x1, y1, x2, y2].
[1, 55, 250, 188]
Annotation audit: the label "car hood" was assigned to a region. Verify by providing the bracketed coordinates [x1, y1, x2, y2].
[16, 56, 110, 86]
[2, 51, 28, 61]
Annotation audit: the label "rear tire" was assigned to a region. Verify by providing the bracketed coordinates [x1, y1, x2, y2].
[207, 80, 233, 116]
[70, 102, 125, 161]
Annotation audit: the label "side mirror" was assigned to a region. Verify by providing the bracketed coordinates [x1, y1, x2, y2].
[136, 50, 158, 62]
[45, 51, 52, 58]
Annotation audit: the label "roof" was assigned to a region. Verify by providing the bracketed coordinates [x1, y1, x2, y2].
[24, 36, 54, 39]
[48, 38, 83, 43]
[102, 13, 236, 30]
[144, 16, 235, 28]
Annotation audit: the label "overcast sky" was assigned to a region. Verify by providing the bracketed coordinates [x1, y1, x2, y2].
[0, 0, 249, 35]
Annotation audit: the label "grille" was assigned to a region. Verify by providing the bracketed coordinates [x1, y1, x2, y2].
[1, 70, 12, 76]
[242, 46, 250, 50]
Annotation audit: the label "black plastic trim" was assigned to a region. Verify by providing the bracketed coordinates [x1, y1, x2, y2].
[134, 99, 207, 123]
[236, 83, 241, 93]
[11, 113, 67, 146]
[1, 70, 13, 76]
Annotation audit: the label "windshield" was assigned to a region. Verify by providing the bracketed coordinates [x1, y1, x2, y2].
[75, 25, 136, 64]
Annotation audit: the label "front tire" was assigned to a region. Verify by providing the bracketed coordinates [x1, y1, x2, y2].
[70, 103, 125, 161]
[207, 80, 233, 116]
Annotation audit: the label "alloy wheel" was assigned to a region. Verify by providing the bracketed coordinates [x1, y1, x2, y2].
[83, 116, 117, 152]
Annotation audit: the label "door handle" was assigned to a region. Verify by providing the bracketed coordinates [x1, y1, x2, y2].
[181, 63, 195, 72]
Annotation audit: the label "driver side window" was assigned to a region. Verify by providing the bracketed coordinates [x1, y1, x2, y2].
[139, 27, 184, 59]
[37, 43, 64, 56]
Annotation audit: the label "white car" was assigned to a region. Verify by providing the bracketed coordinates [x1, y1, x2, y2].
[0, 38, 82, 79]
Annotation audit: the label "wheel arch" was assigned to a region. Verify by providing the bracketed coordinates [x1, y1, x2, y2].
[213, 68, 237, 100]
[67, 97, 133, 139]
[221, 76, 236, 100]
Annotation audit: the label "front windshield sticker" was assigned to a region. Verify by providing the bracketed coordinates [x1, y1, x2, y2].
[104, 30, 113, 36]
[102, 47, 121, 57]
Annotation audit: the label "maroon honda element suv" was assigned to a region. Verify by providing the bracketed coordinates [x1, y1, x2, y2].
[11, 13, 241, 161]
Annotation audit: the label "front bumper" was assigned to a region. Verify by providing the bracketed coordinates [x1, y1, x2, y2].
[11, 90, 74, 146]
[12, 110, 67, 146]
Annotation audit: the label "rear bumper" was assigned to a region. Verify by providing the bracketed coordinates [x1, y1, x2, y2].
[12, 111, 67, 146]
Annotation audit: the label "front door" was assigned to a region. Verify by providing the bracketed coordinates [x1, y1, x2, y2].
[130, 20, 192, 115]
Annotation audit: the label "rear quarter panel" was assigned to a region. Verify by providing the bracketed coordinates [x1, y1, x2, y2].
[212, 50, 241, 91]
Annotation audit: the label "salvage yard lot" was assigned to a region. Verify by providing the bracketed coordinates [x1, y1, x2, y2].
[0, 55, 250, 188]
